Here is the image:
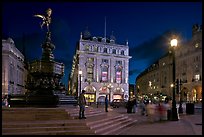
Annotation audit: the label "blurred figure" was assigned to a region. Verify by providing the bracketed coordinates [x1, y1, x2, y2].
[146, 101, 156, 122]
[163, 99, 171, 120]
[156, 102, 165, 121]
[140, 100, 146, 116]
[126, 100, 133, 113]
[132, 98, 137, 113]
[105, 95, 109, 112]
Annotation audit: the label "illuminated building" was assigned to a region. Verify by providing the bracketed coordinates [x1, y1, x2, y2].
[2, 38, 27, 96]
[69, 28, 131, 103]
[136, 24, 202, 103]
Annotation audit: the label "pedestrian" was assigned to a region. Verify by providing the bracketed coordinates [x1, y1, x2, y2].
[105, 95, 109, 112]
[140, 100, 146, 116]
[157, 102, 164, 121]
[146, 102, 156, 123]
[126, 100, 132, 113]
[78, 90, 86, 119]
[132, 98, 137, 113]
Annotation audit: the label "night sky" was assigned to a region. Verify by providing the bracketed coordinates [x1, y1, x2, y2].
[2, 2, 202, 87]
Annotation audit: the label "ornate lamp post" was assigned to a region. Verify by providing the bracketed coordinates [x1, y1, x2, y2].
[170, 38, 179, 121]
[79, 70, 82, 97]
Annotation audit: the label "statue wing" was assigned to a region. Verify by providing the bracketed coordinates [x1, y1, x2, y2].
[34, 14, 46, 20]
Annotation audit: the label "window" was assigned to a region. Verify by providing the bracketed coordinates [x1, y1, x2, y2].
[10, 63, 14, 82]
[116, 70, 122, 83]
[194, 74, 200, 81]
[116, 60, 122, 65]
[112, 49, 116, 54]
[115, 65, 122, 83]
[87, 66, 93, 82]
[88, 57, 94, 62]
[101, 67, 108, 82]
[85, 45, 90, 51]
[103, 48, 107, 53]
[93, 46, 98, 52]
[102, 59, 108, 64]
[86, 58, 94, 82]
[121, 50, 124, 55]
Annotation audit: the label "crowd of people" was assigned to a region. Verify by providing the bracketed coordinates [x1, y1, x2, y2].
[126, 98, 172, 122]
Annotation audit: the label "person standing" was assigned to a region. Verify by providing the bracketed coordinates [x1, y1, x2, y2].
[105, 95, 109, 112]
[78, 90, 86, 119]
[132, 98, 137, 113]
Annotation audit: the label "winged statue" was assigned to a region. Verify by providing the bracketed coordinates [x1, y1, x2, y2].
[34, 8, 52, 32]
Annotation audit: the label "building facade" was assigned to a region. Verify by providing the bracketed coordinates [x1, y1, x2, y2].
[69, 29, 131, 103]
[176, 24, 202, 102]
[136, 53, 173, 102]
[136, 24, 202, 103]
[2, 38, 27, 96]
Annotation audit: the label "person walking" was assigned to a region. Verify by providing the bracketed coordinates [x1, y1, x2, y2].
[78, 90, 86, 119]
[105, 95, 109, 112]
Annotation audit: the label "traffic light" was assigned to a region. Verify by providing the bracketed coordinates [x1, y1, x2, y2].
[176, 79, 182, 94]
[176, 79, 180, 94]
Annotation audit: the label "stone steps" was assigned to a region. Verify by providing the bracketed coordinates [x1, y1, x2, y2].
[3, 119, 86, 128]
[2, 129, 95, 135]
[86, 114, 137, 135]
[57, 95, 78, 105]
[3, 108, 71, 121]
[2, 107, 95, 135]
[65, 106, 107, 118]
[2, 106, 139, 135]
[62, 106, 139, 135]
[2, 122, 95, 135]
[3, 122, 91, 133]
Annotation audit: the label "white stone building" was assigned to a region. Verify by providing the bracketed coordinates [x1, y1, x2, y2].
[2, 38, 27, 96]
[69, 30, 131, 103]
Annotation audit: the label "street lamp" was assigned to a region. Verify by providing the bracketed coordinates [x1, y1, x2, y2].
[79, 70, 82, 97]
[170, 38, 179, 121]
[107, 83, 113, 102]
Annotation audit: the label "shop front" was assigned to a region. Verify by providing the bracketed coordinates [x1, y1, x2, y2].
[84, 85, 96, 105]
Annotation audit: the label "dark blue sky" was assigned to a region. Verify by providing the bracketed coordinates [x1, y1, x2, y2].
[2, 2, 202, 86]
